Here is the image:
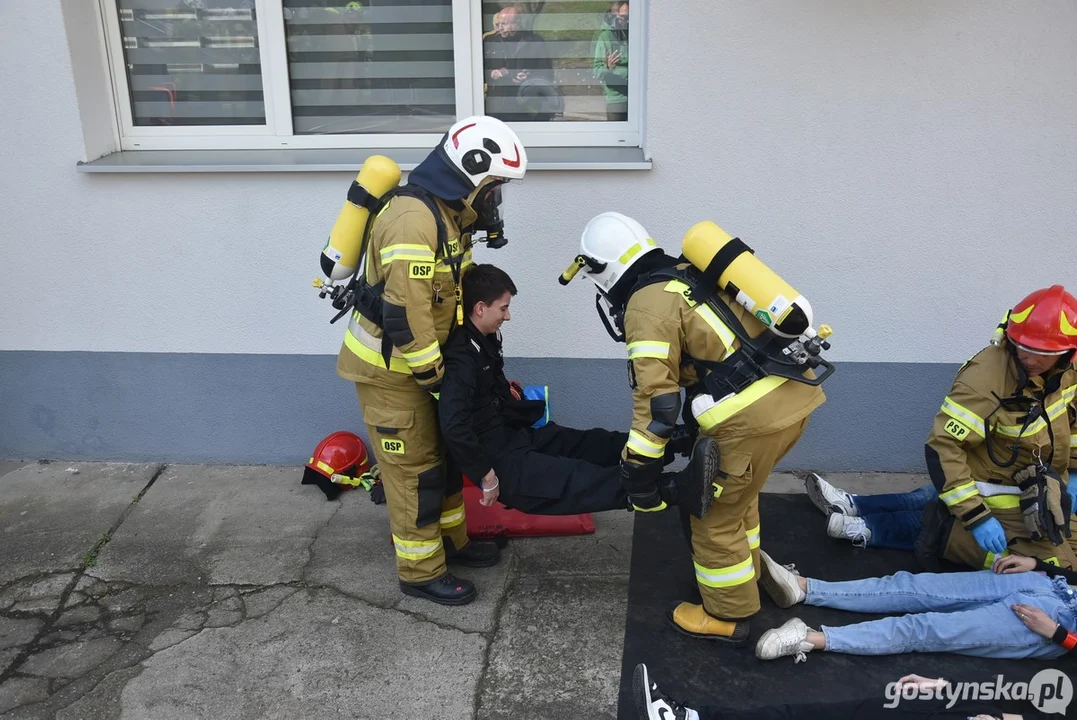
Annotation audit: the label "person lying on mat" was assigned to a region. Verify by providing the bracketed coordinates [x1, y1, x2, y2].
[438, 263, 714, 515]
[633, 663, 1030, 720]
[752, 550, 1077, 662]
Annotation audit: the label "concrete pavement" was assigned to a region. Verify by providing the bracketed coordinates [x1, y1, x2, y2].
[0, 460, 928, 719]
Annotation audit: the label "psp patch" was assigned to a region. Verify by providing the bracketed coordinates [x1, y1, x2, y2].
[943, 418, 971, 441]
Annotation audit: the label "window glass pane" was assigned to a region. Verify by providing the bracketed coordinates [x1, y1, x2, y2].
[283, 1, 457, 135]
[481, 0, 629, 123]
[115, 1, 265, 126]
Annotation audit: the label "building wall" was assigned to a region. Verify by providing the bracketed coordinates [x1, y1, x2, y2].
[2, 1, 1075, 469]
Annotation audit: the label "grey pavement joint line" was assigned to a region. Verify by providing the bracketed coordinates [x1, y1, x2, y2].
[0, 464, 167, 685]
[472, 544, 521, 720]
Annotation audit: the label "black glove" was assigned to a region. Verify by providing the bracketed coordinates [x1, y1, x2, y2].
[663, 424, 697, 465]
[369, 483, 386, 505]
[621, 460, 666, 512]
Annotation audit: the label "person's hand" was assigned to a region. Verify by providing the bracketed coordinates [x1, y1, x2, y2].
[512, 70, 528, 85]
[491, 67, 509, 80]
[993, 554, 1037, 574]
[606, 50, 621, 69]
[480, 469, 500, 507]
[895, 674, 947, 691]
[1012, 603, 1059, 640]
[970, 516, 1007, 554]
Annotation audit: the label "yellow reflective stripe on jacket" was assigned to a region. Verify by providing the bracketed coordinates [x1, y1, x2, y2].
[392, 535, 442, 561]
[345, 315, 410, 374]
[436, 247, 473, 273]
[694, 557, 755, 588]
[940, 397, 986, 438]
[627, 429, 666, 458]
[402, 340, 441, 368]
[745, 524, 761, 550]
[664, 279, 691, 299]
[969, 482, 1020, 510]
[995, 387, 1076, 438]
[983, 495, 1020, 510]
[693, 304, 737, 359]
[1070, 434, 1077, 449]
[939, 481, 979, 507]
[380, 244, 436, 264]
[439, 506, 465, 529]
[695, 376, 788, 431]
[627, 341, 671, 360]
[660, 279, 735, 356]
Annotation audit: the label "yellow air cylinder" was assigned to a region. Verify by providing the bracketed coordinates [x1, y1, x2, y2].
[682, 221, 813, 338]
[320, 155, 402, 282]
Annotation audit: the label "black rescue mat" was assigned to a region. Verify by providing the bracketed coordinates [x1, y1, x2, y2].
[618, 493, 1071, 719]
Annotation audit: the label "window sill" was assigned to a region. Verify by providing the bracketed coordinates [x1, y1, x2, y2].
[75, 146, 651, 173]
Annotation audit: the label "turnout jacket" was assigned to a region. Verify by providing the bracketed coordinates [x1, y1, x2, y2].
[336, 195, 476, 391]
[439, 321, 545, 483]
[621, 265, 825, 475]
[926, 343, 1077, 530]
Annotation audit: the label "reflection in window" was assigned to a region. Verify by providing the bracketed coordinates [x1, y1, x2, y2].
[481, 0, 630, 123]
[115, 0, 265, 126]
[283, 0, 458, 135]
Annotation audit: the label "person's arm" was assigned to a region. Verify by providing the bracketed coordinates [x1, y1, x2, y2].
[378, 208, 444, 395]
[592, 30, 610, 79]
[621, 306, 683, 511]
[925, 375, 1004, 547]
[1011, 603, 1077, 655]
[438, 344, 494, 486]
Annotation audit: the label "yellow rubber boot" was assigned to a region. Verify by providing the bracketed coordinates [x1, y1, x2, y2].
[667, 602, 750, 646]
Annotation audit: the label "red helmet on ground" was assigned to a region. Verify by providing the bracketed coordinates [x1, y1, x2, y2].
[1005, 285, 1077, 355]
[302, 431, 371, 500]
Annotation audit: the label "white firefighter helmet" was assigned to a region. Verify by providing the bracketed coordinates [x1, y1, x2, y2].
[441, 115, 527, 188]
[577, 212, 662, 293]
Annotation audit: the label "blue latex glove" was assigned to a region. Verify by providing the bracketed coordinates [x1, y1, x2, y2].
[1067, 482, 1077, 517]
[970, 516, 1007, 555]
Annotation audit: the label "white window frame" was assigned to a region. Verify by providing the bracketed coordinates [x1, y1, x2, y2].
[99, 0, 644, 152]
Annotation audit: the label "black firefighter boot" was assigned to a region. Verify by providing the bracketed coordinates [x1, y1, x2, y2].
[444, 536, 501, 568]
[665, 436, 719, 520]
[400, 573, 477, 606]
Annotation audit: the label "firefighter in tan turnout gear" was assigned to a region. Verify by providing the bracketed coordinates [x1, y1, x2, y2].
[332, 116, 528, 606]
[561, 212, 835, 644]
[920, 285, 1077, 571]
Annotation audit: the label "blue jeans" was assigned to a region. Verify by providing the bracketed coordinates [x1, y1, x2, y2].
[806, 570, 1077, 658]
[851, 484, 936, 551]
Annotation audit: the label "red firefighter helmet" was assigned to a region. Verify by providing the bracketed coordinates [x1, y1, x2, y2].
[302, 431, 371, 500]
[1005, 285, 1077, 355]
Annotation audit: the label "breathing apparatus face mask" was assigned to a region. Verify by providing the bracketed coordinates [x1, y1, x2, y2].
[471, 181, 508, 248]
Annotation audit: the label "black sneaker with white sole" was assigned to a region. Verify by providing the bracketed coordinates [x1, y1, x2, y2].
[632, 663, 699, 720]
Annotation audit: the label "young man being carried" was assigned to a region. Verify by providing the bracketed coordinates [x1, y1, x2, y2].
[438, 264, 716, 515]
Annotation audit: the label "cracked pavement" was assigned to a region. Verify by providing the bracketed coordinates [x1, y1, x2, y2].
[0, 461, 929, 718]
[0, 460, 639, 719]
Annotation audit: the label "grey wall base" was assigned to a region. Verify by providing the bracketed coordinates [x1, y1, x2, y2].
[0, 352, 954, 471]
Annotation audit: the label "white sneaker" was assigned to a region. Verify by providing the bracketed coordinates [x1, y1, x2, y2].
[632, 664, 699, 720]
[755, 617, 816, 663]
[758, 551, 806, 608]
[804, 472, 857, 516]
[827, 513, 872, 547]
